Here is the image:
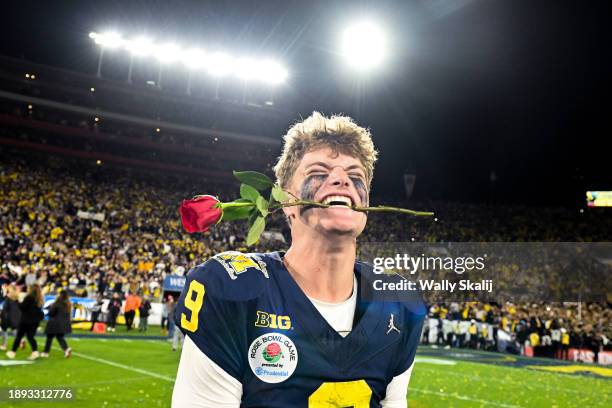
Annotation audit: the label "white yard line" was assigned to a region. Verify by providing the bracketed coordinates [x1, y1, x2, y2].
[410, 387, 522, 408]
[71, 351, 175, 382]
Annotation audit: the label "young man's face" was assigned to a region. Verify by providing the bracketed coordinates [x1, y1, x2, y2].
[284, 146, 369, 238]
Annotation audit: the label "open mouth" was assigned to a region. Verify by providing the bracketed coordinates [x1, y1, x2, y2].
[321, 195, 353, 207]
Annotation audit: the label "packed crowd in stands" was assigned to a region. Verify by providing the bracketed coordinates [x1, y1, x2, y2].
[0, 150, 285, 300]
[1, 149, 610, 361]
[423, 301, 610, 362]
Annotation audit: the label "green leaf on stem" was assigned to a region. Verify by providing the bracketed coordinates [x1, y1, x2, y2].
[233, 171, 274, 191]
[271, 185, 290, 203]
[220, 205, 253, 222]
[246, 208, 260, 232]
[246, 215, 266, 246]
[256, 196, 269, 217]
[240, 184, 260, 202]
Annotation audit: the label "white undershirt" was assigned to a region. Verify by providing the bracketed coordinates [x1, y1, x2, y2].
[172, 275, 414, 407]
[307, 275, 358, 338]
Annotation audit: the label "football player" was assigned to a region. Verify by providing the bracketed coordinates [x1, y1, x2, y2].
[172, 112, 426, 407]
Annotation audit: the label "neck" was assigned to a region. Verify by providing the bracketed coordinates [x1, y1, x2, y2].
[284, 230, 356, 303]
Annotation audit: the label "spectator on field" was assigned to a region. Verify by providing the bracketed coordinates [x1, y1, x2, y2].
[89, 294, 104, 331]
[166, 295, 177, 338]
[41, 290, 72, 358]
[161, 297, 169, 335]
[0, 285, 21, 350]
[560, 328, 570, 360]
[138, 297, 152, 332]
[107, 292, 122, 333]
[6, 284, 44, 360]
[124, 291, 141, 331]
[468, 320, 478, 349]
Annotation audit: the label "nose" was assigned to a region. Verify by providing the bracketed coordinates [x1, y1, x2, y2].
[327, 166, 351, 188]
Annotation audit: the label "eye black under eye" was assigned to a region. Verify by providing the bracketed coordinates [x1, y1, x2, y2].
[304, 174, 327, 184]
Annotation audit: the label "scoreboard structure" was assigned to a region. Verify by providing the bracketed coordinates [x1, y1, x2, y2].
[586, 191, 612, 207]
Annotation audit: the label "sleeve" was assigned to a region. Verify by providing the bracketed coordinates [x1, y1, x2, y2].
[172, 335, 242, 408]
[173, 261, 251, 382]
[380, 363, 414, 408]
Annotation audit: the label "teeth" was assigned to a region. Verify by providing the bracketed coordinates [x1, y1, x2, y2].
[322, 195, 352, 206]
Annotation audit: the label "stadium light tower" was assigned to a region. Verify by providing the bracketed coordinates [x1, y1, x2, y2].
[206, 52, 233, 99]
[88, 30, 289, 104]
[340, 21, 387, 71]
[90, 31, 124, 78]
[182, 49, 206, 95]
[125, 36, 155, 83]
[155, 43, 182, 89]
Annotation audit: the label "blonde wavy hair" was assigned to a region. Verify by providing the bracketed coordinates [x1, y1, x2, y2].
[273, 112, 378, 190]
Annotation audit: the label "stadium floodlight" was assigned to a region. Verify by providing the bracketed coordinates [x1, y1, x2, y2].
[125, 37, 155, 57]
[88, 30, 289, 89]
[182, 49, 207, 70]
[206, 52, 234, 77]
[258, 60, 288, 84]
[235, 58, 259, 80]
[234, 58, 287, 83]
[93, 31, 124, 49]
[340, 21, 387, 70]
[156, 43, 182, 63]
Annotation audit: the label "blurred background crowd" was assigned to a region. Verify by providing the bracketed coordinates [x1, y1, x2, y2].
[1, 148, 610, 362]
[0, 48, 610, 364]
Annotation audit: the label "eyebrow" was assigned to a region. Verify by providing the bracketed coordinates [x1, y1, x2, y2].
[304, 161, 365, 173]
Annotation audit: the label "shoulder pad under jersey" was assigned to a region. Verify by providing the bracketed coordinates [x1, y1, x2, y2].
[186, 251, 271, 301]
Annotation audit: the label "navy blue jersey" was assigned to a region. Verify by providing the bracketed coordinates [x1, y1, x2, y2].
[175, 251, 426, 408]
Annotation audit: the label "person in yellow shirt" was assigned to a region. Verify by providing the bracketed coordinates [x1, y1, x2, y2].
[480, 324, 489, 350]
[529, 331, 540, 348]
[468, 320, 478, 349]
[560, 328, 570, 360]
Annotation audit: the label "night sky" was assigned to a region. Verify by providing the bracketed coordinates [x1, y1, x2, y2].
[1, 0, 610, 206]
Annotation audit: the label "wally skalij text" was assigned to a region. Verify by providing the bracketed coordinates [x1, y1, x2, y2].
[372, 278, 494, 293]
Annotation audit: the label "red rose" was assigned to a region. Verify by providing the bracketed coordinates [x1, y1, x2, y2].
[266, 343, 281, 357]
[179, 195, 222, 233]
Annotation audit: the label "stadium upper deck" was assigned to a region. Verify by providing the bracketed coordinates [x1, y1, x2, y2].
[0, 55, 290, 182]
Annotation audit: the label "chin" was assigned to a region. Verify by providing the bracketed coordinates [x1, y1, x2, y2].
[301, 208, 366, 237]
[318, 219, 364, 237]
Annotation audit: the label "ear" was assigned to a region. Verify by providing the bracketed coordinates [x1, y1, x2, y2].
[281, 183, 299, 224]
[282, 199, 298, 224]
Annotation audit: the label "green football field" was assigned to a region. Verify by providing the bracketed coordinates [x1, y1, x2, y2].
[1, 336, 610, 407]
